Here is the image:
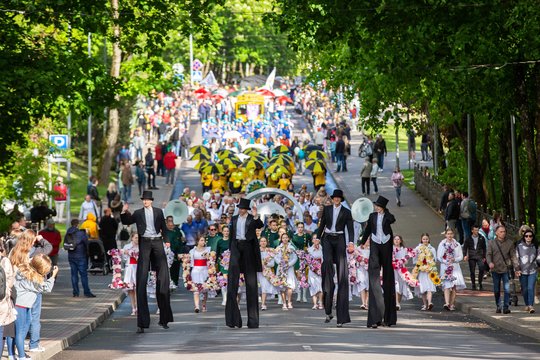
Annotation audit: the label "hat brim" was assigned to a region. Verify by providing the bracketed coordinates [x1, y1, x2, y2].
[330, 195, 344, 200]
[373, 201, 385, 208]
[238, 206, 250, 210]
[141, 197, 154, 201]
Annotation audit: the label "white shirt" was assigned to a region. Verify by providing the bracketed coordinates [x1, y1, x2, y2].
[371, 212, 390, 244]
[472, 235, 479, 249]
[325, 205, 343, 234]
[236, 214, 248, 240]
[143, 207, 158, 237]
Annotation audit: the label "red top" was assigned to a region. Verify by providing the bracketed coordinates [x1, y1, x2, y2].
[154, 144, 163, 161]
[38, 229, 62, 257]
[129, 257, 138, 265]
[53, 184, 67, 201]
[163, 151, 177, 170]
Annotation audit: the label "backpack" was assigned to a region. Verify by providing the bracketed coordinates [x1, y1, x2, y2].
[0, 257, 7, 301]
[63, 231, 77, 251]
[468, 199, 477, 220]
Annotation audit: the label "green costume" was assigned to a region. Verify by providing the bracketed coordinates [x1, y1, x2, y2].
[262, 229, 280, 248]
[206, 233, 223, 253]
[292, 232, 311, 270]
[164, 226, 185, 286]
[216, 237, 230, 274]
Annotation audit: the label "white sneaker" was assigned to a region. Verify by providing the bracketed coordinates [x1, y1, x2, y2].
[28, 346, 46, 352]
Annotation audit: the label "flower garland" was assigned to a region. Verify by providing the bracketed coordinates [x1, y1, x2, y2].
[306, 254, 322, 277]
[441, 241, 458, 283]
[108, 249, 126, 289]
[355, 250, 369, 271]
[392, 247, 419, 287]
[276, 245, 294, 287]
[216, 250, 245, 288]
[261, 248, 284, 287]
[295, 250, 309, 288]
[411, 245, 441, 286]
[181, 250, 220, 292]
[347, 248, 359, 284]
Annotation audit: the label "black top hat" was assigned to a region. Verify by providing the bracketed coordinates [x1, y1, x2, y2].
[141, 191, 154, 201]
[373, 195, 389, 209]
[237, 198, 252, 210]
[330, 189, 345, 200]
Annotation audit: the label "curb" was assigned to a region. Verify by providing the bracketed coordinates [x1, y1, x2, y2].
[37, 291, 127, 360]
[456, 298, 540, 341]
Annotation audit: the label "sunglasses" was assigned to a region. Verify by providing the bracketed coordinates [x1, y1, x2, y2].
[524, 234, 533, 238]
[209, 228, 216, 231]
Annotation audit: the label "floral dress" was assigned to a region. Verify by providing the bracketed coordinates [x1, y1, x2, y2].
[356, 247, 370, 293]
[437, 239, 466, 290]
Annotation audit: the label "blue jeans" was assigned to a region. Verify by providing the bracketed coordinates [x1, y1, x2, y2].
[122, 185, 132, 203]
[15, 306, 32, 358]
[520, 273, 537, 306]
[395, 186, 402, 202]
[166, 168, 175, 185]
[336, 153, 345, 171]
[69, 257, 92, 296]
[28, 293, 42, 350]
[377, 153, 384, 170]
[492, 271, 510, 309]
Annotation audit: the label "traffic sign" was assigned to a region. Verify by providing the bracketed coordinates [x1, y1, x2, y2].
[192, 59, 203, 71]
[192, 70, 203, 82]
[49, 135, 69, 150]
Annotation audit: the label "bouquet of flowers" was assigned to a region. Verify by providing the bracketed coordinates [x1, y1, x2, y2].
[356, 252, 369, 271]
[261, 249, 283, 287]
[441, 242, 457, 283]
[347, 248, 359, 284]
[181, 251, 219, 293]
[108, 249, 126, 289]
[411, 245, 440, 285]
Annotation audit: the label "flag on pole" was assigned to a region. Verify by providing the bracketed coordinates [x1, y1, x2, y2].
[262, 67, 276, 90]
[200, 70, 217, 87]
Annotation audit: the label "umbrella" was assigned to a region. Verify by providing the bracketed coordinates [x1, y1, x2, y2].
[243, 143, 268, 152]
[223, 130, 243, 140]
[201, 163, 225, 175]
[190, 152, 211, 161]
[194, 160, 210, 170]
[272, 89, 288, 97]
[305, 160, 327, 173]
[243, 148, 263, 157]
[268, 156, 293, 167]
[194, 87, 209, 94]
[256, 88, 275, 97]
[217, 149, 235, 159]
[228, 90, 245, 98]
[307, 150, 328, 160]
[266, 164, 290, 175]
[304, 144, 321, 153]
[190, 145, 210, 155]
[217, 157, 241, 169]
[273, 145, 290, 155]
[277, 96, 294, 104]
[212, 88, 229, 98]
[243, 158, 264, 170]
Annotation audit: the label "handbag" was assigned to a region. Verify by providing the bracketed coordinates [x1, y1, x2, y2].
[494, 240, 515, 279]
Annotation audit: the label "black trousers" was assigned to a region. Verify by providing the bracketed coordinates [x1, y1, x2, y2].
[361, 177, 371, 194]
[147, 169, 156, 188]
[367, 240, 397, 327]
[226, 241, 259, 328]
[170, 258, 181, 286]
[321, 234, 350, 324]
[468, 258, 485, 286]
[137, 237, 174, 328]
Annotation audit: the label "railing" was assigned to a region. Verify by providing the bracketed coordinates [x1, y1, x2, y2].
[413, 164, 522, 239]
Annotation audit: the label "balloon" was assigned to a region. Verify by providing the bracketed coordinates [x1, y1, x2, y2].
[276, 167, 283, 175]
[270, 173, 278, 181]
[202, 192, 211, 201]
[294, 147, 300, 155]
[249, 169, 255, 176]
[234, 180, 241, 188]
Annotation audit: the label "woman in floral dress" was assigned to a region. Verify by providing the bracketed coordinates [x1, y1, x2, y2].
[393, 235, 414, 310]
[437, 229, 466, 311]
[356, 240, 370, 310]
[258, 237, 278, 310]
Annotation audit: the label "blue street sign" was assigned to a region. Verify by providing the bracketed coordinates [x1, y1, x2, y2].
[49, 134, 69, 150]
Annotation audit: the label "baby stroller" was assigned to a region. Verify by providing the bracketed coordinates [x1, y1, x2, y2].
[88, 239, 110, 275]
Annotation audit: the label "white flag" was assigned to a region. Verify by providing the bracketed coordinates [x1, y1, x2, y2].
[200, 70, 217, 87]
[263, 67, 276, 90]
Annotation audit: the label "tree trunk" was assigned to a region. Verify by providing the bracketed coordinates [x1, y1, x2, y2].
[239, 62, 244, 79]
[498, 120, 512, 218]
[99, 0, 121, 184]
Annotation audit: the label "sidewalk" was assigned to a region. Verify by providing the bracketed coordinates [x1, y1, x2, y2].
[31, 124, 198, 360]
[320, 120, 540, 342]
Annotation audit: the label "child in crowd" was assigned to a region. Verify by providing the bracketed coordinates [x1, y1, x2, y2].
[413, 233, 438, 311]
[258, 237, 278, 310]
[123, 233, 139, 315]
[275, 233, 298, 310]
[437, 229, 466, 311]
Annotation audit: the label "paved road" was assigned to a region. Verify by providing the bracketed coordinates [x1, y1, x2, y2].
[50, 114, 540, 360]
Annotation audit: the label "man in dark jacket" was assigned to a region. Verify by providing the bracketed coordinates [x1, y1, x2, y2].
[99, 208, 118, 254]
[335, 135, 346, 172]
[445, 193, 460, 242]
[463, 224, 487, 290]
[66, 219, 95, 297]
